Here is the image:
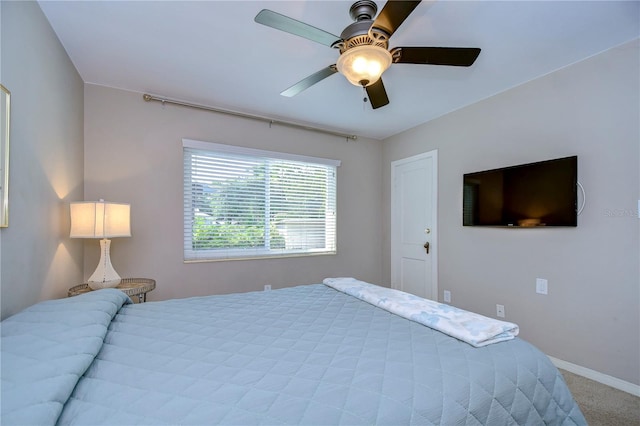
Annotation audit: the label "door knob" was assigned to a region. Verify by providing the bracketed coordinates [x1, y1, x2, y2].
[423, 242, 430, 254]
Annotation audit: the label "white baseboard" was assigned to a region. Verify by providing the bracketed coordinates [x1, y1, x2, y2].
[549, 356, 640, 397]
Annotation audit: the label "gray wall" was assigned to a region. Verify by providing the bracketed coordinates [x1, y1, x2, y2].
[0, 1, 85, 319]
[382, 39, 640, 386]
[83, 85, 383, 301]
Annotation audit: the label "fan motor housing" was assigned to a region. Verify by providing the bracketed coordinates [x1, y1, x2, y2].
[338, 20, 388, 53]
[332, 0, 389, 53]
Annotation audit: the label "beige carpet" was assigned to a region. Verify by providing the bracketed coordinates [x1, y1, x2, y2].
[560, 369, 640, 425]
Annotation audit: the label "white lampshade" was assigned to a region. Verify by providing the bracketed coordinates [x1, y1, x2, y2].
[70, 200, 131, 238]
[336, 45, 392, 87]
[70, 200, 131, 290]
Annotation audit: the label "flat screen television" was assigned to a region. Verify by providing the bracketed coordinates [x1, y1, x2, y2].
[463, 156, 578, 227]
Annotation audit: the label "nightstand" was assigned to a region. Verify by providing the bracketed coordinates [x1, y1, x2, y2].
[68, 278, 156, 303]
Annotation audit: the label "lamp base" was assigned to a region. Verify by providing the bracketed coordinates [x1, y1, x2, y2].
[88, 279, 121, 290]
[87, 239, 122, 290]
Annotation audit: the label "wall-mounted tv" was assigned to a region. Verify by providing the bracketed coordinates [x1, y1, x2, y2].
[463, 156, 578, 227]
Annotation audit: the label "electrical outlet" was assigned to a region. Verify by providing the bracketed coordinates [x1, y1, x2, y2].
[443, 290, 451, 303]
[536, 278, 548, 295]
[264, 284, 271, 291]
[496, 304, 505, 318]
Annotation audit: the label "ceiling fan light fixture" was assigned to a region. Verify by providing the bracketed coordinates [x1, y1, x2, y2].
[336, 45, 392, 87]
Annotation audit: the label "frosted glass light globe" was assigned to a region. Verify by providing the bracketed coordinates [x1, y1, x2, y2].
[337, 45, 392, 87]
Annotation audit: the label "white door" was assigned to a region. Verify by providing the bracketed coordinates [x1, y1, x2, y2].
[391, 150, 438, 300]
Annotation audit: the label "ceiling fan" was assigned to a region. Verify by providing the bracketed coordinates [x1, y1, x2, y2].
[255, 0, 481, 109]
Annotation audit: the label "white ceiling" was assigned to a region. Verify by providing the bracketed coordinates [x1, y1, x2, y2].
[38, 0, 639, 140]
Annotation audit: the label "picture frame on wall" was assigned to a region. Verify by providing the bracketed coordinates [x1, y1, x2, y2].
[1, 84, 10, 228]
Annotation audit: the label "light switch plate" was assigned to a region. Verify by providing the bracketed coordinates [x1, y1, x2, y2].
[536, 278, 548, 295]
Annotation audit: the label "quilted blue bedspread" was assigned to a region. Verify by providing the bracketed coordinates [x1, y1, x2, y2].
[1, 284, 586, 425]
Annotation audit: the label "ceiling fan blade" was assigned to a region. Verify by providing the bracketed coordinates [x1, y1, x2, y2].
[366, 79, 390, 109]
[370, 1, 421, 40]
[255, 9, 341, 47]
[391, 47, 481, 66]
[281, 65, 338, 97]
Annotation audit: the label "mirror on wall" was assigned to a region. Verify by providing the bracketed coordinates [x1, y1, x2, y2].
[1, 84, 10, 228]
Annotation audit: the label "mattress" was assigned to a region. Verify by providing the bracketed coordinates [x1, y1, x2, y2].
[1, 283, 586, 425]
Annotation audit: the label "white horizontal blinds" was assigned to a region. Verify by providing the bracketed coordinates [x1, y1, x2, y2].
[183, 140, 338, 261]
[269, 161, 336, 252]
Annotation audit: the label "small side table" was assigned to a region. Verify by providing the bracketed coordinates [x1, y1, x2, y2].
[68, 278, 156, 303]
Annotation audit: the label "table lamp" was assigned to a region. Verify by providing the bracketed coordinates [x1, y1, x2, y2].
[70, 200, 131, 289]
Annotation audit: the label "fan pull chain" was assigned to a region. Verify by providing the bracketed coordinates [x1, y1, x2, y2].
[362, 86, 368, 110]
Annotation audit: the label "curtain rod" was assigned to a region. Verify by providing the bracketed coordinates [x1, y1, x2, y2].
[142, 94, 358, 141]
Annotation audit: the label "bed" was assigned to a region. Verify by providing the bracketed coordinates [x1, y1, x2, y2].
[1, 278, 586, 425]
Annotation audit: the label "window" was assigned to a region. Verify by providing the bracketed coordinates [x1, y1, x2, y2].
[183, 139, 340, 261]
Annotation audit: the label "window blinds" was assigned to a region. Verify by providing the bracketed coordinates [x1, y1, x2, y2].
[183, 140, 340, 261]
